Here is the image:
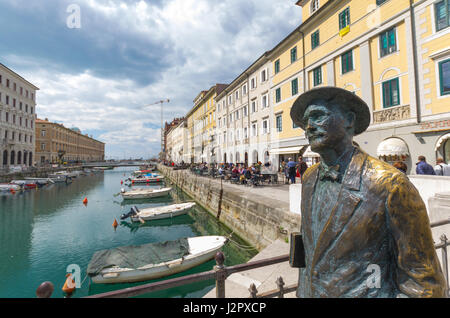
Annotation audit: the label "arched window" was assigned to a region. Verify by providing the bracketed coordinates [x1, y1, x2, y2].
[3, 150, 7, 166]
[444, 139, 450, 163]
[17, 151, 22, 165]
[29, 152, 33, 167]
[23, 152, 28, 166]
[10, 151, 15, 165]
[236, 152, 240, 163]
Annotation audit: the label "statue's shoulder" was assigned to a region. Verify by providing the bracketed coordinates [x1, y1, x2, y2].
[361, 150, 410, 189]
[303, 162, 320, 181]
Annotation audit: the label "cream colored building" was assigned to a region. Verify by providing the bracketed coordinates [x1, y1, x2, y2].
[0, 63, 39, 169]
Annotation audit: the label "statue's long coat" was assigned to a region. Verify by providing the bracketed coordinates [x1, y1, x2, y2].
[297, 147, 447, 298]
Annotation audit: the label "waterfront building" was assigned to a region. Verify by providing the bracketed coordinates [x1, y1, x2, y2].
[165, 118, 187, 164]
[268, 0, 450, 173]
[163, 117, 184, 162]
[0, 63, 39, 170]
[215, 53, 273, 166]
[187, 84, 227, 164]
[35, 118, 105, 164]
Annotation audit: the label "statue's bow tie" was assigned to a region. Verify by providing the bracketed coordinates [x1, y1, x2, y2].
[319, 165, 341, 182]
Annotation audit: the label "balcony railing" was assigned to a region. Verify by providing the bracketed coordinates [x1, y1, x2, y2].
[36, 218, 450, 298]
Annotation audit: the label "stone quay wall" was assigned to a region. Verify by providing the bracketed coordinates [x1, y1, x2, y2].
[158, 165, 301, 251]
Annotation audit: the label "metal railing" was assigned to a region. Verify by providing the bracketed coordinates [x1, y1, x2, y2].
[35, 218, 450, 298]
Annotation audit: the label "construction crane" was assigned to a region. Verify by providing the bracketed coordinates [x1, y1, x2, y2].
[143, 99, 170, 159]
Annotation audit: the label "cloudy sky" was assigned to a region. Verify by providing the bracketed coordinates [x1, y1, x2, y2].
[0, 0, 302, 159]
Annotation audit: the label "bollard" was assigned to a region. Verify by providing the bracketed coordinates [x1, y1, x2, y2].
[36, 281, 54, 298]
[214, 251, 227, 298]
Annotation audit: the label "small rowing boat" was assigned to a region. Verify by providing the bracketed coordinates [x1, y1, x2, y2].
[120, 202, 196, 222]
[87, 236, 228, 284]
[128, 175, 164, 183]
[0, 184, 22, 192]
[120, 187, 172, 200]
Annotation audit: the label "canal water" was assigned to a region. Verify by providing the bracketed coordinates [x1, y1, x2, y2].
[0, 167, 257, 298]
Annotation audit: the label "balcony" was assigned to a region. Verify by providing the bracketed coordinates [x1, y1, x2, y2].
[373, 105, 410, 124]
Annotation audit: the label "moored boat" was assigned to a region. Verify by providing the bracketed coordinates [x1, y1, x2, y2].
[87, 236, 228, 284]
[120, 187, 171, 200]
[0, 183, 22, 192]
[128, 174, 164, 183]
[10, 180, 37, 189]
[120, 202, 196, 222]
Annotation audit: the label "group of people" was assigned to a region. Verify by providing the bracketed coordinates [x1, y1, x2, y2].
[280, 156, 309, 184]
[415, 156, 450, 176]
[217, 162, 278, 185]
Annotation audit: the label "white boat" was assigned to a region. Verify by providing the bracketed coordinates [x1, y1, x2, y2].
[129, 175, 164, 183]
[88, 236, 228, 284]
[120, 187, 172, 199]
[48, 175, 72, 183]
[0, 184, 22, 192]
[121, 202, 196, 222]
[24, 177, 55, 184]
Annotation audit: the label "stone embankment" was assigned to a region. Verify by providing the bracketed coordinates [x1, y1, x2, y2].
[158, 165, 301, 251]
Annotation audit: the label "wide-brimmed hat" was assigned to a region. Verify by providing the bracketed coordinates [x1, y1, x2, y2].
[290, 86, 371, 135]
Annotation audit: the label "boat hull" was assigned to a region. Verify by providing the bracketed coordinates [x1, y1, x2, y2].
[131, 203, 195, 222]
[91, 236, 227, 284]
[121, 188, 171, 200]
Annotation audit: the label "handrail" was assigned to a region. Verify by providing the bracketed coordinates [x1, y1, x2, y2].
[36, 217, 450, 298]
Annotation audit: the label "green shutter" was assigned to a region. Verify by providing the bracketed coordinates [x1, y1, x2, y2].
[291, 79, 298, 96]
[342, 50, 353, 74]
[382, 78, 400, 108]
[339, 8, 350, 30]
[275, 60, 280, 74]
[291, 47, 297, 63]
[311, 30, 320, 49]
[435, 0, 450, 31]
[276, 88, 281, 103]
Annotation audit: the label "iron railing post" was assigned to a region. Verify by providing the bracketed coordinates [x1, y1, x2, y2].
[276, 277, 285, 298]
[440, 234, 449, 292]
[214, 251, 227, 298]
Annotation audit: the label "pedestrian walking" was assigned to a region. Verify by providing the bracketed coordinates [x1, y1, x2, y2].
[416, 156, 436, 175]
[287, 158, 297, 184]
[434, 158, 450, 176]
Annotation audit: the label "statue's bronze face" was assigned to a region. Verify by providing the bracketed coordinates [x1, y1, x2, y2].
[303, 103, 352, 153]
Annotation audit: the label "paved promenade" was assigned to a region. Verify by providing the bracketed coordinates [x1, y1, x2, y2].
[203, 239, 298, 298]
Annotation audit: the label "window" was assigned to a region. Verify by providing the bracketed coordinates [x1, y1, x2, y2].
[311, 30, 320, 50]
[228, 95, 232, 105]
[313, 66, 322, 86]
[262, 94, 269, 108]
[291, 47, 297, 63]
[242, 84, 247, 95]
[380, 28, 397, 57]
[275, 88, 281, 103]
[41, 130, 46, 137]
[252, 123, 258, 137]
[276, 115, 282, 132]
[376, 0, 387, 5]
[339, 7, 350, 30]
[435, 0, 450, 32]
[311, 0, 319, 13]
[261, 69, 267, 82]
[341, 50, 354, 74]
[292, 78, 299, 96]
[275, 59, 280, 74]
[251, 100, 257, 113]
[251, 77, 257, 89]
[235, 90, 239, 100]
[439, 59, 450, 96]
[41, 143, 46, 150]
[382, 78, 400, 108]
[244, 127, 248, 139]
[243, 105, 248, 117]
[262, 119, 269, 135]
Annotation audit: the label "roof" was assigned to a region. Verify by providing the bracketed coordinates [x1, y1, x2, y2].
[0, 63, 40, 90]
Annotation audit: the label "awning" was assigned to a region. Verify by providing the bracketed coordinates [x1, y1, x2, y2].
[269, 146, 302, 155]
[377, 138, 410, 157]
[435, 133, 450, 151]
[302, 146, 320, 158]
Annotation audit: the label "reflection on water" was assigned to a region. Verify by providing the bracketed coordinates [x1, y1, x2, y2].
[0, 167, 256, 298]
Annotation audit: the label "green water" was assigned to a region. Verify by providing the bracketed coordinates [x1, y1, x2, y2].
[0, 167, 257, 298]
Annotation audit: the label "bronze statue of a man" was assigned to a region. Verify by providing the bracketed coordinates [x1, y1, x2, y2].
[290, 86, 447, 298]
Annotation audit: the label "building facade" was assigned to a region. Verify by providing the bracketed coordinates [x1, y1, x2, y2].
[268, 0, 450, 173]
[0, 63, 39, 169]
[35, 118, 105, 164]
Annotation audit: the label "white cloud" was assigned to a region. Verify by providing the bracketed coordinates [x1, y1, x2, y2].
[2, 0, 302, 159]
